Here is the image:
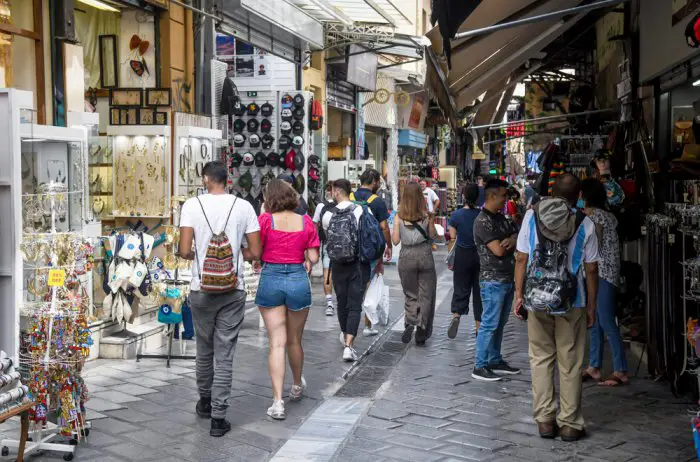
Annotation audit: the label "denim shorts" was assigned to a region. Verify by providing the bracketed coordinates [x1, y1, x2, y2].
[255, 263, 312, 311]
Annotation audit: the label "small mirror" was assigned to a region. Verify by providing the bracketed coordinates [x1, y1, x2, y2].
[99, 35, 118, 88]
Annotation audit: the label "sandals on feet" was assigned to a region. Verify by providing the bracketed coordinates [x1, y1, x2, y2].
[599, 374, 629, 387]
[582, 370, 600, 382]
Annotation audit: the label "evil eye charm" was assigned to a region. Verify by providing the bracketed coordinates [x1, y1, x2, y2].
[136, 271, 143, 277]
[535, 270, 543, 278]
[160, 304, 171, 315]
[127, 243, 135, 250]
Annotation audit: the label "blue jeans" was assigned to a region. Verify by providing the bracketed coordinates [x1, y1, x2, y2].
[475, 281, 514, 369]
[589, 279, 628, 372]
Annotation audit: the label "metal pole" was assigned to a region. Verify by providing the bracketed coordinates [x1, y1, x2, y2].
[170, 0, 222, 22]
[454, 0, 629, 40]
[469, 108, 616, 130]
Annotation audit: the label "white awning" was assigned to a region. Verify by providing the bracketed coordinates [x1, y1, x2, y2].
[287, 0, 412, 28]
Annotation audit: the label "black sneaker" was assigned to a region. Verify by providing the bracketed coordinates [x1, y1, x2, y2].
[196, 397, 212, 418]
[447, 316, 460, 339]
[415, 327, 426, 345]
[210, 418, 231, 437]
[471, 367, 503, 382]
[490, 362, 521, 375]
[402, 325, 414, 344]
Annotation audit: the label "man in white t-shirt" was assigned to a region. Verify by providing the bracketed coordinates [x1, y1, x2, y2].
[420, 180, 440, 213]
[179, 161, 261, 438]
[513, 173, 599, 442]
[320, 179, 364, 362]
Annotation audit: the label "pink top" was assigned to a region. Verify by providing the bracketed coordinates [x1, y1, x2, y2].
[259, 212, 320, 264]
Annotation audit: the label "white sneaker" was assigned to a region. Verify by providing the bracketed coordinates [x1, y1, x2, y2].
[289, 377, 306, 402]
[343, 346, 358, 362]
[339, 331, 346, 347]
[267, 400, 286, 420]
[325, 305, 335, 316]
[363, 327, 380, 337]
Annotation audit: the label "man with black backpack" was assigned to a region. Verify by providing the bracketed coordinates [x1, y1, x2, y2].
[351, 169, 392, 336]
[321, 179, 366, 362]
[513, 173, 600, 442]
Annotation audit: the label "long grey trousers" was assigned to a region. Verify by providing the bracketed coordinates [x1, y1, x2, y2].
[189, 289, 246, 419]
[398, 243, 437, 332]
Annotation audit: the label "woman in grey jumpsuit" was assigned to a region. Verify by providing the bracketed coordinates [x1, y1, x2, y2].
[392, 182, 438, 345]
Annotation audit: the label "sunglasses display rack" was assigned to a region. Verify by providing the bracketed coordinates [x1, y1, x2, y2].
[0, 93, 94, 460]
[173, 126, 223, 198]
[107, 125, 171, 219]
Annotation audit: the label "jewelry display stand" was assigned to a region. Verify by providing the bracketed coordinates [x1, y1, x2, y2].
[107, 125, 170, 219]
[0, 90, 92, 461]
[174, 126, 223, 197]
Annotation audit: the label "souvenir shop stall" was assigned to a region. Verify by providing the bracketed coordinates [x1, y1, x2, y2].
[0, 90, 93, 461]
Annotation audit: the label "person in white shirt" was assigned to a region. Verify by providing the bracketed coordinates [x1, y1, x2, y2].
[513, 173, 600, 442]
[178, 161, 261, 438]
[420, 180, 440, 213]
[319, 179, 364, 362]
[312, 181, 336, 316]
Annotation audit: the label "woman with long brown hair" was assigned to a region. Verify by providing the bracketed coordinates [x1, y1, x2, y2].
[392, 182, 438, 345]
[254, 179, 320, 420]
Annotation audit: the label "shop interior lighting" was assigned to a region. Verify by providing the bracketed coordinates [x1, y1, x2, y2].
[76, 0, 120, 13]
[693, 79, 700, 87]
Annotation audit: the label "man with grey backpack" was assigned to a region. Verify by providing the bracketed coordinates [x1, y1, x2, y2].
[179, 161, 261, 437]
[513, 174, 600, 442]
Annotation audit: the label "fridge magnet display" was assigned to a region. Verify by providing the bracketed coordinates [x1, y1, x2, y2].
[110, 88, 143, 107]
[99, 34, 118, 89]
[154, 112, 168, 125]
[139, 108, 155, 125]
[146, 88, 172, 106]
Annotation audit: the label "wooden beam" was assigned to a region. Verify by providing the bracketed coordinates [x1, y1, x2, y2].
[0, 22, 41, 41]
[32, 0, 46, 125]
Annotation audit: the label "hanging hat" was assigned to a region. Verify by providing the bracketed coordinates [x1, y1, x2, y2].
[280, 121, 292, 134]
[292, 120, 305, 135]
[279, 135, 292, 150]
[261, 102, 274, 117]
[233, 133, 246, 147]
[260, 119, 272, 133]
[308, 178, 319, 194]
[277, 172, 294, 184]
[281, 94, 293, 108]
[230, 152, 243, 168]
[261, 170, 275, 188]
[292, 135, 304, 148]
[249, 133, 261, 147]
[278, 151, 288, 168]
[242, 152, 255, 166]
[308, 154, 320, 167]
[247, 118, 259, 133]
[247, 102, 260, 116]
[261, 133, 275, 149]
[294, 150, 305, 171]
[293, 173, 305, 194]
[232, 101, 246, 117]
[266, 152, 280, 167]
[293, 94, 305, 107]
[254, 152, 267, 167]
[281, 108, 293, 121]
[293, 107, 305, 120]
[238, 170, 253, 191]
[233, 119, 245, 133]
[285, 149, 296, 171]
[309, 166, 320, 181]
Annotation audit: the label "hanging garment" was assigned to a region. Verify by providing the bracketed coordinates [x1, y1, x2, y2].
[430, 0, 482, 69]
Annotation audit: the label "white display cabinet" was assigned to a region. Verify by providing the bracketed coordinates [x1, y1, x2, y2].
[174, 126, 223, 197]
[106, 125, 171, 218]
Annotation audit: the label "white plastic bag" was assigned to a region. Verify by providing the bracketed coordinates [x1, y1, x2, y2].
[378, 283, 390, 325]
[363, 274, 384, 325]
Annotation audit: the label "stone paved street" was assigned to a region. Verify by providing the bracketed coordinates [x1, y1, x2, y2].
[1, 251, 697, 461]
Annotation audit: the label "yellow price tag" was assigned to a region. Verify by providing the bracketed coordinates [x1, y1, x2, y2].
[47, 269, 66, 287]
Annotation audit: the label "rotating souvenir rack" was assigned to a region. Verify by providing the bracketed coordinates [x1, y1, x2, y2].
[107, 125, 170, 218]
[1, 117, 93, 460]
[174, 126, 223, 197]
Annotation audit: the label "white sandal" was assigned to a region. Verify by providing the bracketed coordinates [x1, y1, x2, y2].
[267, 400, 286, 420]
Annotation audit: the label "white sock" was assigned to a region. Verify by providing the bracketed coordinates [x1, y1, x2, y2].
[326, 295, 333, 305]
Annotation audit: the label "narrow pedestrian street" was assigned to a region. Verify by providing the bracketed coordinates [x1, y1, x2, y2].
[1, 251, 694, 461]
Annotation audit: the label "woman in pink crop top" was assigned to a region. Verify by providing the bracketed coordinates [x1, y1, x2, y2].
[254, 179, 320, 421]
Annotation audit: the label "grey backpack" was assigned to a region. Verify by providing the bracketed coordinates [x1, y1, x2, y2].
[325, 205, 359, 263]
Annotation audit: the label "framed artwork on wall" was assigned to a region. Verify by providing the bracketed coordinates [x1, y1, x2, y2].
[109, 88, 143, 107]
[145, 88, 172, 107]
[110, 108, 121, 125]
[99, 35, 118, 89]
[154, 112, 168, 125]
[138, 108, 155, 125]
[125, 108, 138, 125]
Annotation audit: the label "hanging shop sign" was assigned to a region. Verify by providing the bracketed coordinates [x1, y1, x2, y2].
[397, 92, 428, 130]
[363, 89, 411, 107]
[472, 142, 486, 160]
[685, 11, 700, 47]
[398, 129, 428, 149]
[327, 79, 357, 112]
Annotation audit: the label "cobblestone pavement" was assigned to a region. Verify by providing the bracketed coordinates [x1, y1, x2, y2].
[336, 276, 697, 462]
[1, 251, 696, 461]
